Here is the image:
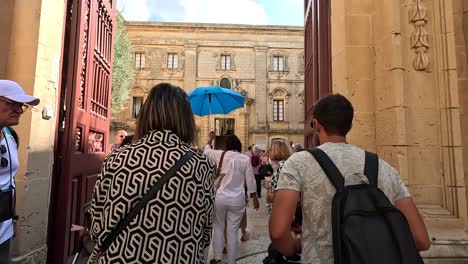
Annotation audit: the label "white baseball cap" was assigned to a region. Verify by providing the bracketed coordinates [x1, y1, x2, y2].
[0, 80, 40, 106]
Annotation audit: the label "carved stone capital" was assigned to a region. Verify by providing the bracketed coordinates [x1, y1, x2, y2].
[409, 0, 430, 71]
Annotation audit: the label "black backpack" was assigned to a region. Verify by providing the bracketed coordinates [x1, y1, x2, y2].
[305, 148, 424, 264]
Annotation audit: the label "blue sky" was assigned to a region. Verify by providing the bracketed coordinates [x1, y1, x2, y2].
[117, 0, 304, 26]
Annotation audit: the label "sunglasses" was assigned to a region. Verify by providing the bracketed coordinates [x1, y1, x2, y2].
[0, 145, 8, 168]
[0, 97, 29, 112]
[310, 118, 315, 128]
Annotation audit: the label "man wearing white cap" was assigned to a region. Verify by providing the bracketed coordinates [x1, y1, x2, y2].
[0, 80, 40, 263]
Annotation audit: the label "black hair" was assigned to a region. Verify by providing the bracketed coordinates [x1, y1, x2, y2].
[120, 135, 134, 147]
[225, 135, 242, 152]
[312, 93, 354, 136]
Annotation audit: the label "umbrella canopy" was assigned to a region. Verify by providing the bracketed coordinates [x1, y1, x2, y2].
[188, 86, 245, 116]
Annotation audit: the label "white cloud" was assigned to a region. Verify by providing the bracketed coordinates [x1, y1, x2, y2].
[179, 0, 268, 25]
[118, 0, 268, 25]
[118, 0, 151, 21]
[287, 0, 302, 5]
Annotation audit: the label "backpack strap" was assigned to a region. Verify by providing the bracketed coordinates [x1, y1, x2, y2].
[304, 148, 344, 192]
[364, 151, 379, 187]
[4, 127, 18, 148]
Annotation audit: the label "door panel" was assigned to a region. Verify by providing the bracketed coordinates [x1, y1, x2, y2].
[48, 0, 116, 263]
[304, 0, 331, 147]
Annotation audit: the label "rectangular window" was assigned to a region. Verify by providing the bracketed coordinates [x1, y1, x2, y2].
[220, 55, 231, 70]
[273, 100, 284, 121]
[167, 53, 178, 68]
[272, 56, 284, 71]
[134, 52, 145, 69]
[132, 97, 143, 119]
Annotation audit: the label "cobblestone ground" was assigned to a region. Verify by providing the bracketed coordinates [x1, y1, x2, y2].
[206, 193, 271, 263]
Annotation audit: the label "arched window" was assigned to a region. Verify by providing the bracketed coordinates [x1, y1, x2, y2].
[220, 78, 231, 89]
[269, 88, 290, 122]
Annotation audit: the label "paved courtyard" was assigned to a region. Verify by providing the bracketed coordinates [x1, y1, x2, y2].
[207, 194, 271, 263]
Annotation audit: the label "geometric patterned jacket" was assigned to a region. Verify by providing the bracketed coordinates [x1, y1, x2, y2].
[89, 130, 215, 263]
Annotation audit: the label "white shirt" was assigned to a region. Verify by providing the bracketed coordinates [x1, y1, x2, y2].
[0, 128, 19, 244]
[204, 145, 257, 207]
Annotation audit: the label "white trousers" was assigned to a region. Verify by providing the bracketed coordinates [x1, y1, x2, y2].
[212, 201, 245, 264]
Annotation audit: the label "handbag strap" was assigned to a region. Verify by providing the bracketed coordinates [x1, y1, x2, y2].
[100, 151, 193, 253]
[215, 151, 227, 179]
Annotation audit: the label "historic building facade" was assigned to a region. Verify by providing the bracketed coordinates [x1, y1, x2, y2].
[112, 22, 305, 151]
[305, 0, 468, 262]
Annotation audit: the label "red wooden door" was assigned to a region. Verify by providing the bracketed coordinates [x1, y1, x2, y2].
[48, 0, 116, 263]
[304, 0, 331, 147]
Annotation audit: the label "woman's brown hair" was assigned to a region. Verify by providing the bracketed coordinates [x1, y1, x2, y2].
[135, 83, 196, 144]
[269, 141, 292, 162]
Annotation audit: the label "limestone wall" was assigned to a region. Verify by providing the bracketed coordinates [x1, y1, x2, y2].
[0, 0, 14, 78]
[1, 0, 64, 262]
[116, 23, 305, 151]
[458, 0, 468, 232]
[331, 0, 376, 152]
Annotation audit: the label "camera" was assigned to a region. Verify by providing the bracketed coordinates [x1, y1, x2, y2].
[0, 187, 14, 222]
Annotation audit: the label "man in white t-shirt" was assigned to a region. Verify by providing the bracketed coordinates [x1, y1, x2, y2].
[269, 94, 430, 263]
[0, 80, 40, 263]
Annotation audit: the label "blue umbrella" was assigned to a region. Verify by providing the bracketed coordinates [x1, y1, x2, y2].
[188, 86, 245, 116]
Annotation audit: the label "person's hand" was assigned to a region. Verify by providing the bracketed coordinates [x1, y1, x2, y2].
[13, 221, 17, 238]
[253, 196, 260, 210]
[71, 224, 85, 232]
[208, 131, 216, 140]
[291, 222, 302, 234]
[207, 131, 215, 146]
[293, 237, 302, 253]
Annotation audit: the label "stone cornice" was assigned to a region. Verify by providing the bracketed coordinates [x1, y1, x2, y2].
[249, 129, 304, 134]
[124, 21, 304, 33]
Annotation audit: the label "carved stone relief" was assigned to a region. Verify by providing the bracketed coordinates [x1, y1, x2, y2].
[409, 0, 430, 71]
[75, 126, 83, 152]
[298, 90, 304, 105]
[268, 88, 290, 99]
[88, 130, 104, 152]
[79, 0, 91, 109]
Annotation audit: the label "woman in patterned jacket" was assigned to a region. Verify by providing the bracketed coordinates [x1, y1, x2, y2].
[88, 83, 215, 263]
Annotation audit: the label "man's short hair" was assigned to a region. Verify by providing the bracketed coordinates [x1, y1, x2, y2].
[312, 93, 354, 136]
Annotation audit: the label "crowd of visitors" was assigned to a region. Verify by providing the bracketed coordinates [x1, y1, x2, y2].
[0, 78, 431, 263]
[91, 84, 430, 264]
